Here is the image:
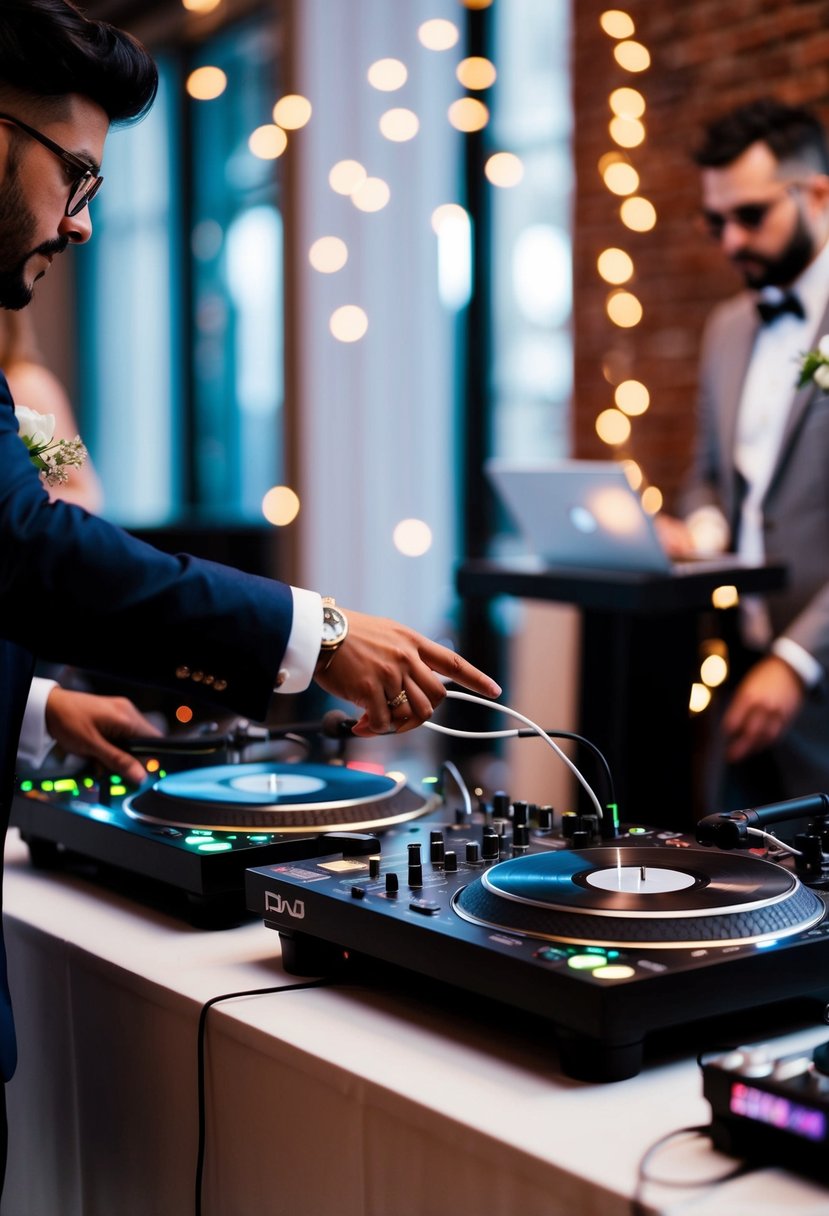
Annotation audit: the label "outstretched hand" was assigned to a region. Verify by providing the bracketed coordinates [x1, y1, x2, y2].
[44, 687, 162, 785]
[313, 607, 501, 735]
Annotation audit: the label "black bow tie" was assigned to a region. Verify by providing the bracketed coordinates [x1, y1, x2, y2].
[756, 292, 805, 325]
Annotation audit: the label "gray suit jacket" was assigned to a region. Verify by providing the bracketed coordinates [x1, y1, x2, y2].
[683, 291, 829, 671]
[682, 291, 829, 800]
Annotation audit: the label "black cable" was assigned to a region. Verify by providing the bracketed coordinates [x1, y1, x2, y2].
[532, 728, 617, 812]
[630, 1123, 754, 1216]
[195, 978, 331, 1216]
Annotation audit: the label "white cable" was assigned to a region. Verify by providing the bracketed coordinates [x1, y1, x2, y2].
[441, 758, 473, 818]
[746, 827, 803, 857]
[425, 690, 604, 821]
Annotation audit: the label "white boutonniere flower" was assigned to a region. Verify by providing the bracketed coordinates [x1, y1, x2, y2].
[797, 335, 829, 390]
[15, 405, 88, 486]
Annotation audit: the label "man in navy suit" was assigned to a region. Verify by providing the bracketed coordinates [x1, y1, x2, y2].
[0, 0, 500, 1185]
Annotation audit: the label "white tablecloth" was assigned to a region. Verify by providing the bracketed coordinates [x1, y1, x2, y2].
[1, 829, 828, 1216]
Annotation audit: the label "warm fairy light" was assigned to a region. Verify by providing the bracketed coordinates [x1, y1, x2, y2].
[456, 56, 497, 90]
[485, 152, 524, 188]
[248, 124, 288, 159]
[176, 705, 195, 724]
[712, 585, 739, 610]
[597, 247, 633, 284]
[351, 177, 391, 212]
[186, 66, 227, 101]
[448, 98, 489, 133]
[595, 408, 631, 445]
[600, 10, 635, 38]
[610, 87, 645, 118]
[379, 108, 420, 142]
[393, 518, 433, 557]
[610, 116, 645, 148]
[622, 459, 643, 490]
[182, 0, 222, 12]
[615, 379, 649, 415]
[689, 683, 711, 714]
[309, 236, 348, 273]
[641, 485, 662, 514]
[614, 40, 651, 72]
[606, 290, 642, 327]
[603, 161, 639, 195]
[620, 196, 657, 231]
[329, 159, 367, 195]
[701, 653, 728, 688]
[262, 486, 301, 526]
[431, 202, 468, 234]
[418, 19, 460, 51]
[367, 58, 408, 91]
[330, 305, 368, 343]
[273, 94, 312, 130]
[146, 758, 160, 773]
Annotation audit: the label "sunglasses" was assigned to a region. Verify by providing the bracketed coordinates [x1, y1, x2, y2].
[699, 184, 801, 241]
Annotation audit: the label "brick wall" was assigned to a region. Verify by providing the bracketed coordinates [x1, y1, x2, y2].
[572, 0, 829, 508]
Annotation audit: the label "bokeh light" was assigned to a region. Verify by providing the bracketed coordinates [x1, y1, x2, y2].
[456, 57, 497, 90]
[329, 159, 367, 195]
[330, 305, 369, 343]
[700, 653, 728, 688]
[379, 108, 420, 142]
[418, 19, 460, 50]
[448, 98, 490, 132]
[689, 683, 711, 714]
[393, 518, 433, 556]
[485, 152, 524, 187]
[273, 94, 312, 130]
[351, 177, 391, 212]
[597, 247, 634, 284]
[600, 10, 635, 38]
[367, 58, 408, 91]
[609, 87, 645, 118]
[248, 124, 288, 159]
[620, 196, 657, 231]
[595, 408, 632, 445]
[606, 290, 642, 327]
[614, 40, 651, 72]
[262, 486, 301, 526]
[615, 379, 650, 415]
[712, 585, 739, 609]
[308, 236, 348, 274]
[641, 485, 663, 514]
[186, 66, 227, 101]
[603, 161, 640, 195]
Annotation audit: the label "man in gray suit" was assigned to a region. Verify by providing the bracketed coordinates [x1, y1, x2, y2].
[660, 97, 829, 809]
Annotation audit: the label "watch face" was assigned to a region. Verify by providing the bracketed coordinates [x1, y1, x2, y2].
[322, 605, 347, 646]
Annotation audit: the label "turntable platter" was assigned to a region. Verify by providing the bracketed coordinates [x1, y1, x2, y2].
[454, 847, 825, 948]
[125, 762, 437, 832]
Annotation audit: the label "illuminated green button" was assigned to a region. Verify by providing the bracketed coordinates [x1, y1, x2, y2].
[185, 835, 214, 845]
[628, 827, 647, 835]
[83, 778, 95, 789]
[41, 781, 54, 792]
[19, 781, 33, 793]
[110, 784, 127, 797]
[248, 836, 269, 843]
[54, 779, 78, 793]
[568, 953, 607, 971]
[592, 964, 636, 981]
[198, 841, 232, 853]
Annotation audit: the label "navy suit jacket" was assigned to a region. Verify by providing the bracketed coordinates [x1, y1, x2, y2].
[0, 373, 295, 1079]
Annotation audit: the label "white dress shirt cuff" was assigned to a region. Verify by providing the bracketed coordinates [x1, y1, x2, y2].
[685, 505, 730, 556]
[273, 588, 323, 693]
[17, 677, 58, 769]
[771, 637, 825, 690]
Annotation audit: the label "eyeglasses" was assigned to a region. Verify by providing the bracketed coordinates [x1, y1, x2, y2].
[700, 185, 798, 241]
[0, 112, 103, 217]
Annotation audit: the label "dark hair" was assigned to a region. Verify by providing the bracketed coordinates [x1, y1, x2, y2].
[693, 97, 829, 175]
[0, 0, 158, 126]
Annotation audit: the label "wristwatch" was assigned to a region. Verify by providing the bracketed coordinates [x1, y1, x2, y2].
[319, 596, 348, 669]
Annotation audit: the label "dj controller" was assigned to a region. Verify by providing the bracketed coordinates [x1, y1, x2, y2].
[13, 719, 829, 1089]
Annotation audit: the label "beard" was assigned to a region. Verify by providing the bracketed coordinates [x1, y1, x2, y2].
[0, 162, 67, 310]
[732, 212, 816, 290]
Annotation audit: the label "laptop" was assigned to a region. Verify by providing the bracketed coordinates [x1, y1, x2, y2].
[484, 458, 744, 576]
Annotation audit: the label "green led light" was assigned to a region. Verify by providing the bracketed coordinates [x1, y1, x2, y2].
[185, 835, 214, 846]
[110, 784, 127, 797]
[54, 779, 78, 793]
[41, 781, 54, 792]
[109, 774, 122, 784]
[568, 954, 606, 971]
[607, 802, 620, 831]
[629, 827, 646, 835]
[198, 841, 232, 853]
[249, 835, 269, 843]
[19, 781, 33, 792]
[422, 776, 439, 785]
[83, 777, 95, 789]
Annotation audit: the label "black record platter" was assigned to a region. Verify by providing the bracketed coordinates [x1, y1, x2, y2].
[246, 814, 829, 1082]
[12, 757, 439, 925]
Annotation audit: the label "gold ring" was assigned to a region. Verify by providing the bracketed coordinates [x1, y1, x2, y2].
[387, 690, 408, 710]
